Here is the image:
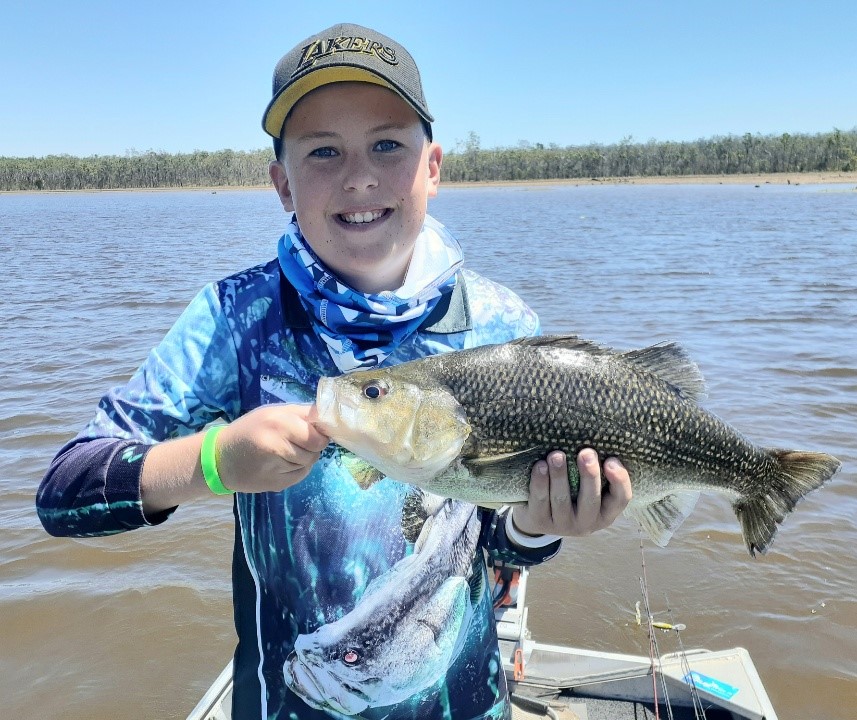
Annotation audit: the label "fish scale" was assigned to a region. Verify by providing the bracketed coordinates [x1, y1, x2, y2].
[445, 344, 758, 479]
[315, 335, 841, 556]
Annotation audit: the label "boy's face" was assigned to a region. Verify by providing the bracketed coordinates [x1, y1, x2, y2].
[270, 82, 442, 294]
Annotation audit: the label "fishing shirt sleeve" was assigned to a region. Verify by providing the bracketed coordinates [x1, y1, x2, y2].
[36, 283, 242, 537]
[479, 500, 562, 567]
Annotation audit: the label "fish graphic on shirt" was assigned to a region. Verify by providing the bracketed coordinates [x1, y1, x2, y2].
[284, 490, 482, 716]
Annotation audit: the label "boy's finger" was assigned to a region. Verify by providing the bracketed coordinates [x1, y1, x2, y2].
[599, 457, 632, 525]
[574, 448, 602, 520]
[525, 460, 552, 527]
[546, 451, 572, 524]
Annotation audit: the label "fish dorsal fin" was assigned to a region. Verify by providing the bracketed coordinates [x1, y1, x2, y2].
[468, 556, 485, 604]
[509, 334, 613, 355]
[402, 489, 452, 547]
[512, 335, 705, 401]
[401, 488, 430, 545]
[619, 343, 706, 401]
[625, 491, 700, 547]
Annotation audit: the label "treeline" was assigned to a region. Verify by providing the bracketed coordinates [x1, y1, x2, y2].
[2, 129, 856, 192]
[0, 149, 273, 191]
[441, 128, 857, 182]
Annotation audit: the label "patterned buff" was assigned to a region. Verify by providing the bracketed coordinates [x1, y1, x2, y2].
[277, 214, 464, 372]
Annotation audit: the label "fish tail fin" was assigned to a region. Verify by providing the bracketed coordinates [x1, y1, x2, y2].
[736, 450, 840, 557]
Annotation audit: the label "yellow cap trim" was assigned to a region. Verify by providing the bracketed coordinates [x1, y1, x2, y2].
[264, 66, 397, 138]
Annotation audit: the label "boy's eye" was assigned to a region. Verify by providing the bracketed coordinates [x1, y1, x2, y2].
[374, 139, 400, 152]
[310, 147, 338, 158]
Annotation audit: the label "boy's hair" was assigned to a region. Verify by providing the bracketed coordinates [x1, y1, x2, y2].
[263, 24, 434, 158]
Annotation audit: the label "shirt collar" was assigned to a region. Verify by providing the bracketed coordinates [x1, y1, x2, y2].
[278, 268, 471, 334]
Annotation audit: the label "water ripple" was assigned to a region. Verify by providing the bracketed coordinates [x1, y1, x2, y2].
[2, 185, 855, 719]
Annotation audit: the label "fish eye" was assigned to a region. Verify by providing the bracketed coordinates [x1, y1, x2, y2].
[362, 381, 388, 400]
[343, 649, 360, 665]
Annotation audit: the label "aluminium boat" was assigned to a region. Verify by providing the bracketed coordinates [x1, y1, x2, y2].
[187, 564, 778, 720]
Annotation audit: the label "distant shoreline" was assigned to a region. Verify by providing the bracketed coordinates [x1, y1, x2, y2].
[3, 171, 856, 195]
[442, 171, 857, 188]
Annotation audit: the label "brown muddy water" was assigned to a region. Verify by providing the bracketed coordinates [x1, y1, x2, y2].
[1, 184, 855, 719]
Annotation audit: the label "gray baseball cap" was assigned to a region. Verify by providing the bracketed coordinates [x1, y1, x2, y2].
[262, 23, 434, 141]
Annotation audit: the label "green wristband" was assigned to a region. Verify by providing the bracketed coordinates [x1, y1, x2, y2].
[201, 425, 233, 495]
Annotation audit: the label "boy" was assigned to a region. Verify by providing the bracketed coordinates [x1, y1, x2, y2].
[37, 23, 631, 720]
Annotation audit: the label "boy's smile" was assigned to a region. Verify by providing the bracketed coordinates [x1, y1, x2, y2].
[270, 82, 442, 294]
[340, 209, 388, 225]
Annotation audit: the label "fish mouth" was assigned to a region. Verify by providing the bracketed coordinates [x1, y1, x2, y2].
[314, 377, 337, 435]
[314, 377, 373, 443]
[285, 651, 374, 716]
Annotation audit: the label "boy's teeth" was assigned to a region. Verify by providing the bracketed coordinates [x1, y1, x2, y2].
[342, 210, 384, 224]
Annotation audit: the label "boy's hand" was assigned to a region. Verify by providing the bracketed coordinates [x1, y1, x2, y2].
[141, 404, 329, 513]
[510, 449, 632, 538]
[216, 404, 330, 493]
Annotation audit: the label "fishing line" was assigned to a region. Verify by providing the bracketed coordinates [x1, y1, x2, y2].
[639, 534, 675, 720]
[664, 593, 707, 720]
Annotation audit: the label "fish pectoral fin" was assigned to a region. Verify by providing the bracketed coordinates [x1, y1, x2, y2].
[460, 450, 543, 509]
[337, 448, 386, 489]
[418, 576, 471, 652]
[463, 447, 542, 469]
[626, 491, 700, 547]
[619, 343, 706, 401]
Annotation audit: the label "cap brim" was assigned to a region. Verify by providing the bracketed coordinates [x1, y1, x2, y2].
[263, 66, 424, 139]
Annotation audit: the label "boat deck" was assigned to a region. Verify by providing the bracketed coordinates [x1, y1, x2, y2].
[188, 566, 777, 720]
[189, 645, 772, 720]
[511, 695, 668, 719]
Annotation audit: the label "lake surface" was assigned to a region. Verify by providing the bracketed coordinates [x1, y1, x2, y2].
[1, 183, 855, 719]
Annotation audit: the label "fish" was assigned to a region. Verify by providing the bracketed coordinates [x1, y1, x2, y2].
[315, 335, 841, 557]
[284, 490, 482, 716]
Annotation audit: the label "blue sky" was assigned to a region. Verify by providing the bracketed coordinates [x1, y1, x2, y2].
[3, 1, 855, 157]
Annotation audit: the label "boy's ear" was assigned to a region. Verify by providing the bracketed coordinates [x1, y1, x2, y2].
[269, 161, 295, 211]
[426, 143, 442, 199]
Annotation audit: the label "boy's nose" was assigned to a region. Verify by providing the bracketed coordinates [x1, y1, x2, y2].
[342, 155, 379, 192]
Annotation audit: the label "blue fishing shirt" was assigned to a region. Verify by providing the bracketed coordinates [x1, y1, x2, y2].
[37, 259, 559, 720]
